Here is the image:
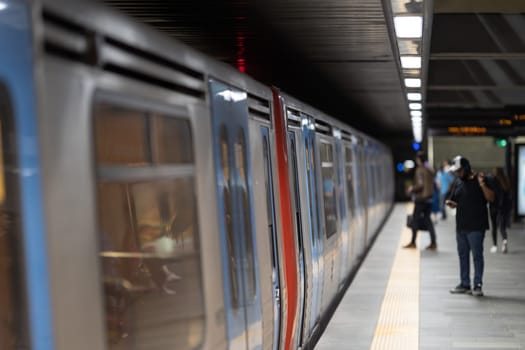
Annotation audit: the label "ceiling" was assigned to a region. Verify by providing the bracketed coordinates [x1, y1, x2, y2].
[428, 1, 525, 137]
[101, 0, 525, 146]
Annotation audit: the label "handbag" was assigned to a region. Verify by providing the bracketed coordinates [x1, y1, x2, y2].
[406, 213, 429, 231]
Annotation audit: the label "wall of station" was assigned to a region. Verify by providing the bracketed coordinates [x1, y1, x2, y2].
[429, 136, 506, 172]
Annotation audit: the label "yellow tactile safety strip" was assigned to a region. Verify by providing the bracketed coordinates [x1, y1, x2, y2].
[370, 206, 419, 350]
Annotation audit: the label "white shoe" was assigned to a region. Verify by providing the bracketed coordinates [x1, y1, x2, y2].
[490, 245, 497, 253]
[502, 240, 508, 254]
[162, 265, 182, 281]
[162, 284, 177, 295]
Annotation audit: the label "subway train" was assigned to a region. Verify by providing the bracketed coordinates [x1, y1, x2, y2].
[0, 1, 394, 350]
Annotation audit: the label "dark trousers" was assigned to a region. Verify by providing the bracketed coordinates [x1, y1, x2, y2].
[439, 193, 447, 219]
[409, 201, 436, 245]
[489, 208, 508, 245]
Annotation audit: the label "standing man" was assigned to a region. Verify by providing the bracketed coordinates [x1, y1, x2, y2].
[446, 155, 494, 297]
[404, 151, 437, 250]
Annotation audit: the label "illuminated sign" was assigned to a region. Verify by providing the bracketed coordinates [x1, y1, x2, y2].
[447, 126, 487, 135]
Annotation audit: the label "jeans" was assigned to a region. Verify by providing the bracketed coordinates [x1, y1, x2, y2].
[439, 193, 447, 219]
[456, 230, 485, 287]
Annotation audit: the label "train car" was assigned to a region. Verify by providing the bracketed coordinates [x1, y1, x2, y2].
[0, 1, 393, 350]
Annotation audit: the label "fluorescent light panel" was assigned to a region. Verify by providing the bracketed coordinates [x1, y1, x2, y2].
[394, 16, 423, 38]
[405, 78, 421, 88]
[411, 110, 422, 117]
[400, 56, 421, 69]
[413, 127, 423, 142]
[409, 103, 422, 110]
[407, 93, 422, 101]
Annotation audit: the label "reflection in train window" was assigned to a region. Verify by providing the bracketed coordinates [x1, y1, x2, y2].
[237, 128, 256, 300]
[95, 105, 149, 165]
[320, 142, 337, 237]
[94, 100, 203, 350]
[220, 126, 239, 308]
[151, 114, 194, 164]
[95, 104, 194, 165]
[0, 89, 28, 350]
[345, 146, 356, 219]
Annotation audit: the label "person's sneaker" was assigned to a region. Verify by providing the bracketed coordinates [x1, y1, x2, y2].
[450, 284, 472, 294]
[425, 242, 437, 250]
[472, 284, 484, 297]
[502, 240, 508, 254]
[490, 245, 497, 253]
[403, 242, 416, 249]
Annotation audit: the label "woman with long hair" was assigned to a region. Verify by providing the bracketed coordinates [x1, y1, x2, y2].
[489, 167, 512, 253]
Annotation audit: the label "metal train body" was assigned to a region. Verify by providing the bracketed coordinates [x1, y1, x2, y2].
[0, 1, 394, 350]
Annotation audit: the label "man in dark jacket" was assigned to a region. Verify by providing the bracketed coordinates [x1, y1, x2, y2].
[404, 151, 437, 250]
[446, 155, 495, 297]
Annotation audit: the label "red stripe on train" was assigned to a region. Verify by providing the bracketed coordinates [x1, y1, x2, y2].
[272, 87, 298, 350]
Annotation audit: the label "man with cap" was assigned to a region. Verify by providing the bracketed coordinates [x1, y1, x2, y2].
[446, 155, 495, 297]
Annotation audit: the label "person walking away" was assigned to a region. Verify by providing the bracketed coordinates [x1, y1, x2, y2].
[436, 160, 455, 220]
[489, 167, 512, 254]
[404, 151, 437, 250]
[446, 155, 495, 297]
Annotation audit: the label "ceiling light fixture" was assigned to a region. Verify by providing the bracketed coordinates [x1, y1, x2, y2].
[413, 127, 423, 142]
[407, 92, 422, 101]
[409, 103, 422, 110]
[0, 2, 7, 11]
[394, 16, 423, 38]
[405, 78, 421, 88]
[411, 110, 422, 118]
[400, 56, 421, 69]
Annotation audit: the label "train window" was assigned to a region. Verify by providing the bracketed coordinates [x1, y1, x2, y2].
[94, 100, 204, 350]
[95, 104, 149, 165]
[0, 90, 28, 350]
[320, 142, 337, 238]
[344, 146, 356, 218]
[237, 128, 256, 299]
[151, 114, 194, 164]
[95, 104, 194, 165]
[220, 126, 239, 308]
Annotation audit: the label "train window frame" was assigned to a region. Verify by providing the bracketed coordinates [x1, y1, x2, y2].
[91, 91, 205, 350]
[0, 83, 29, 350]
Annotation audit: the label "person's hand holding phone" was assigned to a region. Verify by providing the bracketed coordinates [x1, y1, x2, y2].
[445, 199, 457, 208]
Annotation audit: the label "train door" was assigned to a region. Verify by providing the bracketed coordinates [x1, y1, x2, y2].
[342, 141, 358, 268]
[0, 85, 31, 350]
[257, 125, 281, 350]
[287, 128, 306, 347]
[209, 80, 262, 350]
[0, 6, 53, 348]
[316, 134, 339, 313]
[353, 140, 367, 254]
[334, 132, 350, 286]
[366, 148, 376, 242]
[300, 115, 323, 337]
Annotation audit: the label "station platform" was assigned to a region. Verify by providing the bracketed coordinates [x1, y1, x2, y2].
[316, 203, 525, 350]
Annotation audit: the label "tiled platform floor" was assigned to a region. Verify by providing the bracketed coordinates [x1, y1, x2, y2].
[316, 203, 525, 350]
